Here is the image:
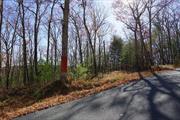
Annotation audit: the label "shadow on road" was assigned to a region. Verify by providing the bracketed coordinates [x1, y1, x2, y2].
[130, 72, 180, 120]
[110, 72, 180, 120]
[49, 72, 180, 120]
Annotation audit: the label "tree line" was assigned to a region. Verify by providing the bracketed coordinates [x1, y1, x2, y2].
[113, 0, 180, 70]
[0, 0, 179, 89]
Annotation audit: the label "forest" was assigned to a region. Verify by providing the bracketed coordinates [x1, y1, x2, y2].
[0, 0, 180, 119]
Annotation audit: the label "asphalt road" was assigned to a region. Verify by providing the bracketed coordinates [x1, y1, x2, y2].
[15, 69, 180, 120]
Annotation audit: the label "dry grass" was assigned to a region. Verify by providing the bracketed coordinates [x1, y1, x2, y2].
[0, 69, 173, 120]
[151, 65, 175, 71]
[174, 64, 180, 68]
[159, 65, 175, 69]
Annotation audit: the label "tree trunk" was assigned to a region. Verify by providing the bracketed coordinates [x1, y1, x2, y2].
[74, 36, 78, 66]
[176, 23, 180, 60]
[34, 0, 40, 78]
[82, 0, 97, 76]
[0, 0, 3, 85]
[60, 0, 70, 85]
[47, 0, 55, 63]
[78, 36, 83, 64]
[5, 47, 10, 89]
[103, 41, 106, 73]
[134, 22, 139, 71]
[19, 0, 29, 85]
[86, 40, 89, 66]
[148, 7, 153, 65]
[98, 36, 101, 72]
[72, 17, 83, 64]
[166, 24, 173, 64]
[54, 38, 57, 80]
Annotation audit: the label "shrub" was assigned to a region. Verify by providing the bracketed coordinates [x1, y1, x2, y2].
[70, 64, 88, 80]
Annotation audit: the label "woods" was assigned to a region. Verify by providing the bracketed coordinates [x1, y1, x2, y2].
[0, 0, 180, 119]
[114, 0, 180, 70]
[0, 0, 179, 90]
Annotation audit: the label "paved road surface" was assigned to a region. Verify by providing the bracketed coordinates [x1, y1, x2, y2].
[15, 70, 180, 120]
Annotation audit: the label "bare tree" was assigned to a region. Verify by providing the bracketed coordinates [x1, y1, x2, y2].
[46, 0, 56, 63]
[146, 0, 174, 65]
[70, 9, 83, 64]
[114, 0, 148, 70]
[18, 0, 29, 85]
[81, 0, 98, 76]
[2, 12, 18, 89]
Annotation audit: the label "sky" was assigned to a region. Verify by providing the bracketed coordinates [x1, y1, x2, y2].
[94, 0, 125, 39]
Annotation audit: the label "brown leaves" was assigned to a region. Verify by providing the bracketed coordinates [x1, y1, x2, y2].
[0, 70, 169, 120]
